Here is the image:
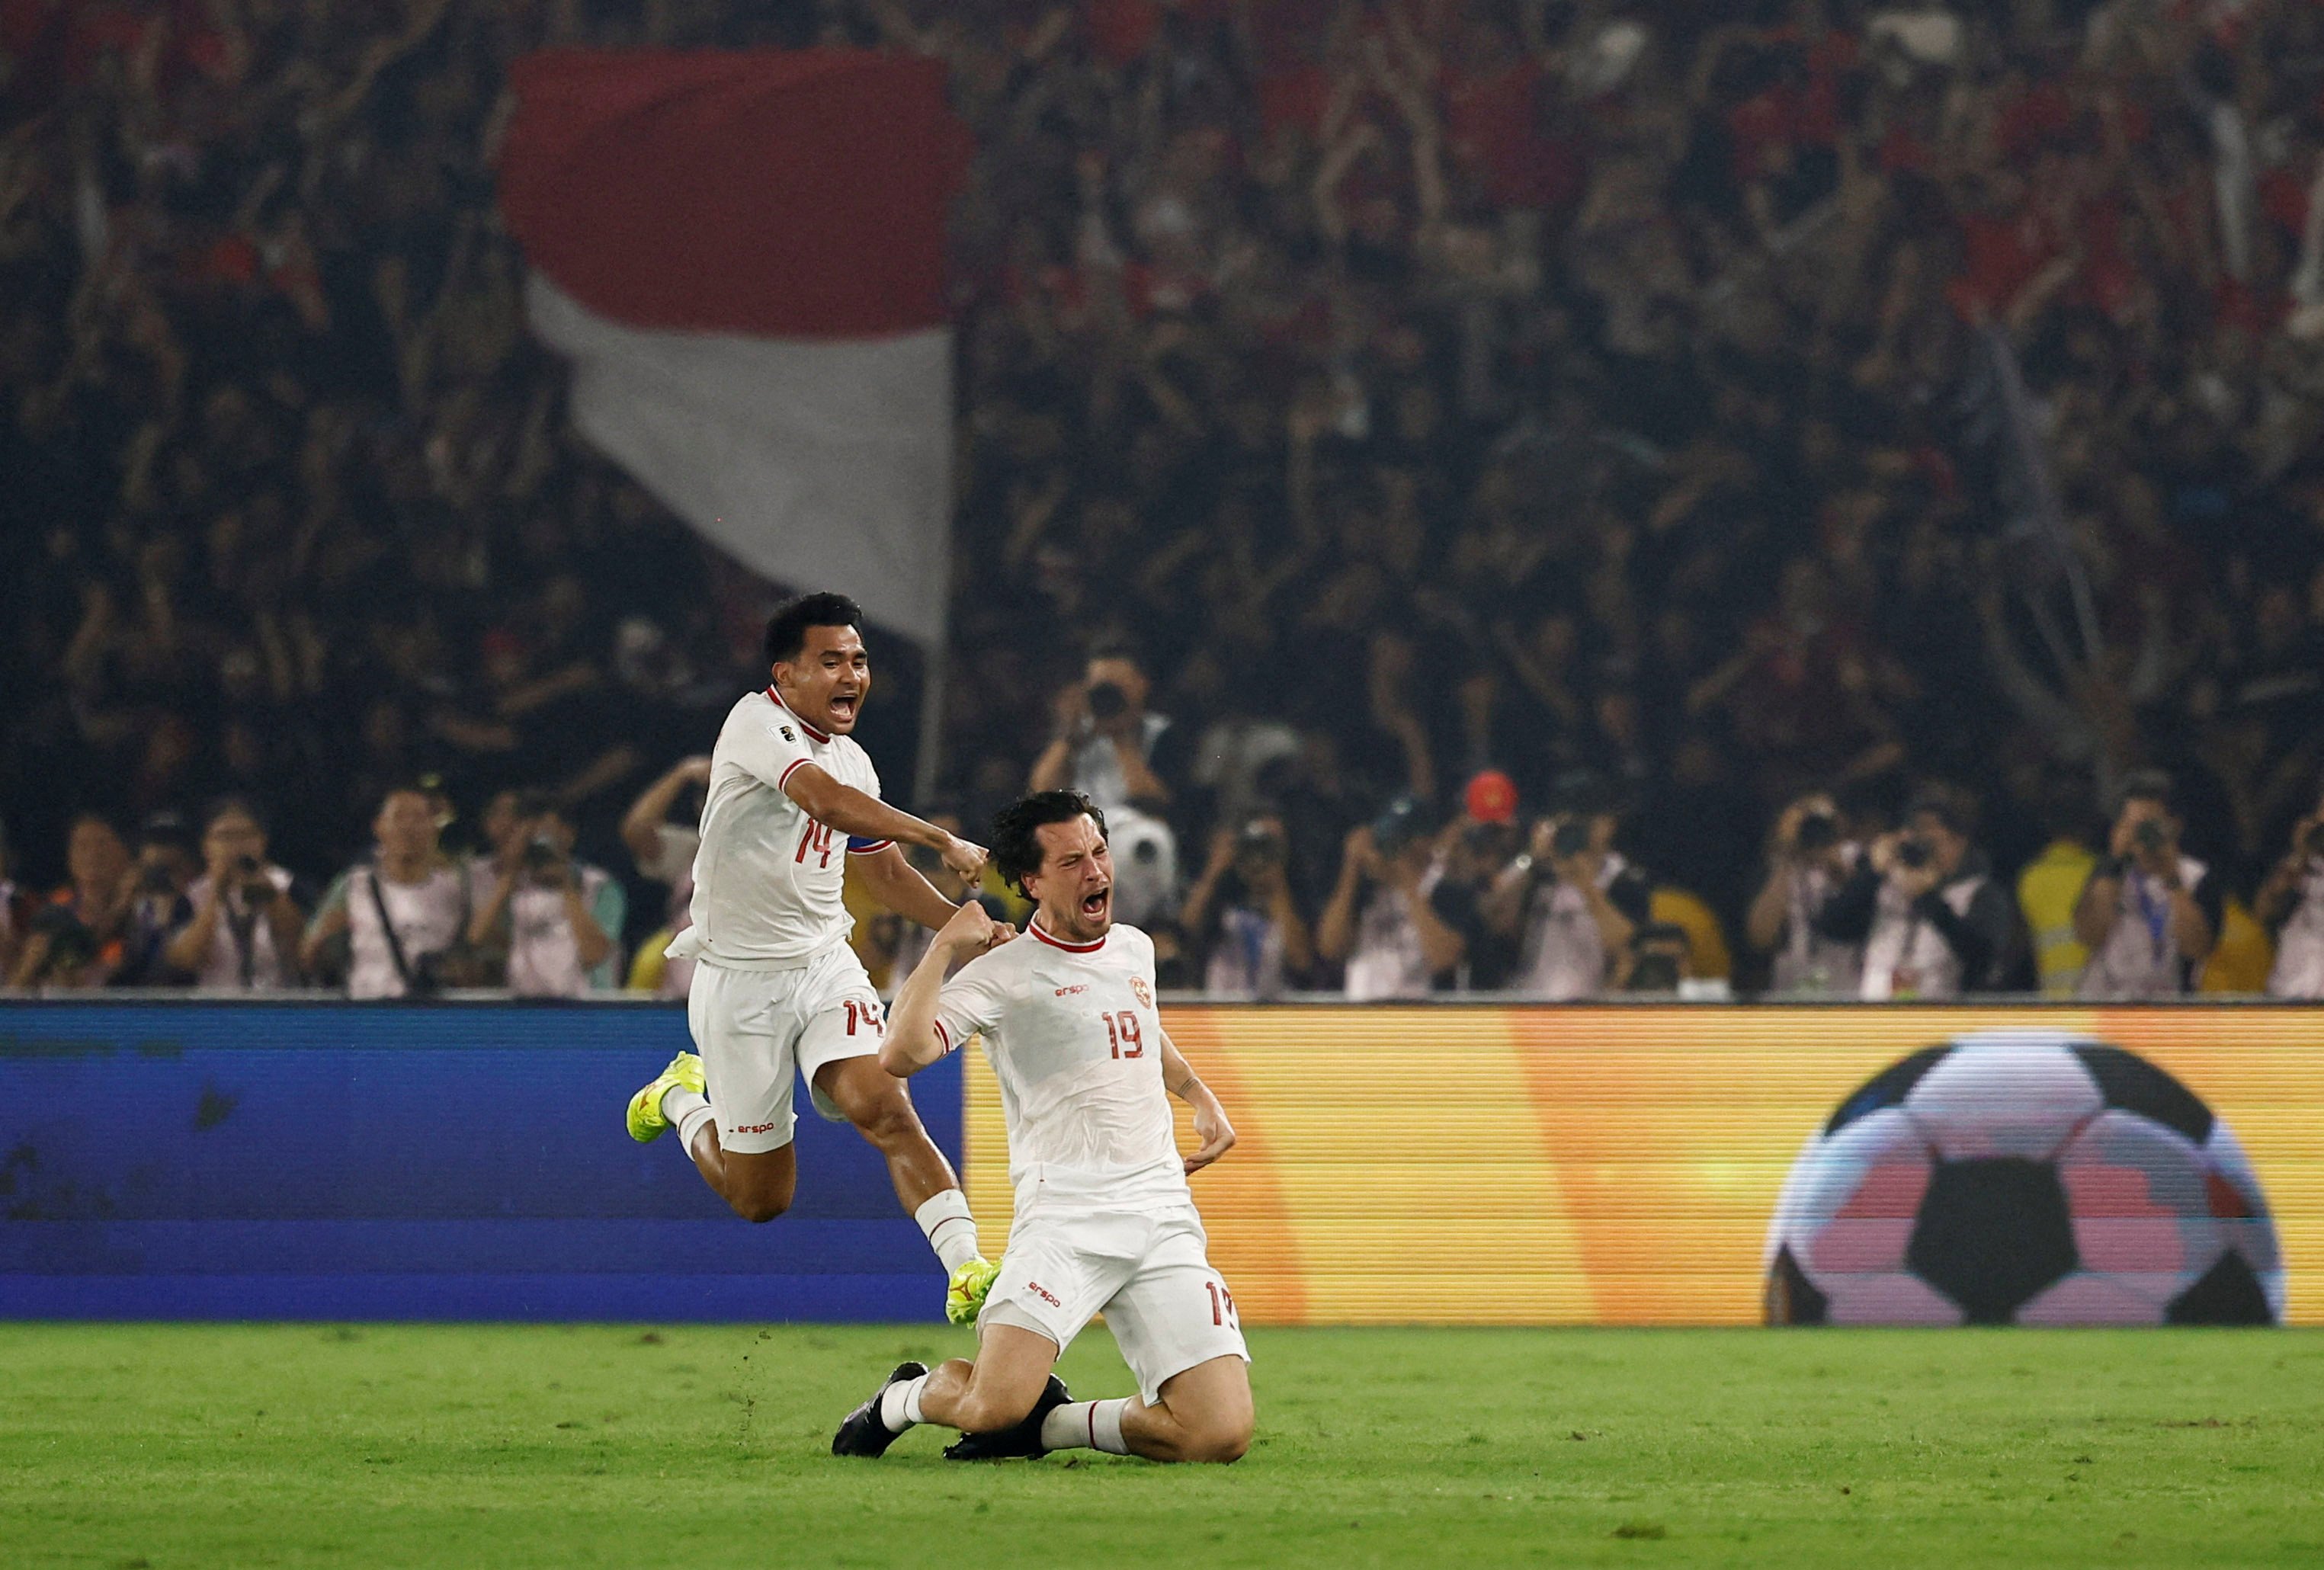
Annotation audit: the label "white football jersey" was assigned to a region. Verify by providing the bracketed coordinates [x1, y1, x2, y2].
[685, 687, 888, 968]
[934, 921, 1188, 1211]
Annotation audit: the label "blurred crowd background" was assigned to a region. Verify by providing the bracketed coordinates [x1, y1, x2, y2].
[7, 0, 2324, 998]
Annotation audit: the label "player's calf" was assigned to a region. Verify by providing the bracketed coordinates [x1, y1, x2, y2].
[1054, 1355, 1253, 1464]
[814, 1056, 993, 1306]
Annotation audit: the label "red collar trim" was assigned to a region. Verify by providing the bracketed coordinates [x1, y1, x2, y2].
[765, 687, 830, 744]
[1030, 918, 1108, 953]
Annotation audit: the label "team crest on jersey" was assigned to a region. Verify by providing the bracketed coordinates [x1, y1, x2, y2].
[780, 726, 797, 742]
[1130, 977, 1152, 1007]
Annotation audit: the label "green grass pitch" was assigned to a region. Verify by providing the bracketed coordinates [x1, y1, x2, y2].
[3, 1325, 2319, 1568]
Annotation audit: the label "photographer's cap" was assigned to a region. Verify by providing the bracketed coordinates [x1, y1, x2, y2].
[1464, 769, 1519, 825]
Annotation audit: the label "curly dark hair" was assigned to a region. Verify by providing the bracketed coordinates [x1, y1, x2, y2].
[763, 591, 864, 668]
[990, 790, 1109, 897]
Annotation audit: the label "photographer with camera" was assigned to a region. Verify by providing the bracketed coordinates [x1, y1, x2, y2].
[1318, 796, 1476, 1001]
[620, 756, 713, 998]
[1484, 774, 1652, 1001]
[1816, 787, 2026, 999]
[469, 793, 625, 998]
[8, 814, 135, 990]
[1180, 814, 1317, 999]
[1027, 643, 1191, 816]
[2256, 780, 2324, 998]
[161, 798, 309, 990]
[2072, 771, 2220, 998]
[113, 812, 203, 986]
[1744, 793, 1863, 996]
[302, 786, 484, 998]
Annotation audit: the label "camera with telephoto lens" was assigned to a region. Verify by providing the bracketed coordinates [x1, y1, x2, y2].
[1550, 819, 1592, 857]
[30, 905, 98, 969]
[1896, 837, 1932, 870]
[1626, 922, 1691, 992]
[1236, 821, 1286, 864]
[521, 833, 563, 874]
[2133, 819, 2171, 855]
[1085, 681, 1127, 722]
[1795, 810, 1839, 853]
[1371, 796, 1424, 857]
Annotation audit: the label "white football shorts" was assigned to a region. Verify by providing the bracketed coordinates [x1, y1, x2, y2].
[979, 1200, 1249, 1404]
[685, 944, 886, 1154]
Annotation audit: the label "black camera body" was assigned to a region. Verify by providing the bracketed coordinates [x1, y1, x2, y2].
[1371, 797, 1424, 857]
[30, 905, 98, 968]
[2133, 819, 2172, 855]
[521, 835, 564, 874]
[1236, 822, 1286, 864]
[1550, 819, 1592, 857]
[1896, 838, 1932, 870]
[1085, 681, 1128, 722]
[1795, 811, 1839, 853]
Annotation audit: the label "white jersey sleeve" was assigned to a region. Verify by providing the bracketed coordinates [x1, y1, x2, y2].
[723, 700, 819, 793]
[931, 950, 1018, 1057]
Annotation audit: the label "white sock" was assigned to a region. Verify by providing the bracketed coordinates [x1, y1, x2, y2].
[880, 1373, 928, 1434]
[1040, 1398, 1130, 1455]
[914, 1190, 982, 1273]
[663, 1088, 716, 1157]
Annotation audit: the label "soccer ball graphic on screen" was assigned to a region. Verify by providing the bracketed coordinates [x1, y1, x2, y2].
[1764, 1030, 2282, 1326]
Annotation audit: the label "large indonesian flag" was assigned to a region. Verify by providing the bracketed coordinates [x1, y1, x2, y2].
[499, 50, 971, 638]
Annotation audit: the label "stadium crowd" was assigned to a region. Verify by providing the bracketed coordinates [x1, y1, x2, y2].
[7, 0, 2324, 998]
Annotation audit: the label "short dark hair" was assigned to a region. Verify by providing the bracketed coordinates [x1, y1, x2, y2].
[1086, 636, 1144, 671]
[202, 794, 269, 836]
[765, 592, 864, 668]
[1905, 783, 1973, 838]
[991, 790, 1108, 897]
[2116, 767, 2178, 816]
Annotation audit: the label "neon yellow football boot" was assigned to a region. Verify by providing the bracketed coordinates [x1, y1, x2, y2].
[946, 1256, 1002, 1327]
[626, 1051, 706, 1143]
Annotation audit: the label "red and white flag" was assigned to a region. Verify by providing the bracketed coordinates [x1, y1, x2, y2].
[499, 49, 971, 639]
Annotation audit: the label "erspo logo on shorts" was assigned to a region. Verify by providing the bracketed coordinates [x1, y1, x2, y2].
[732, 1120, 783, 1135]
[1026, 1280, 1063, 1308]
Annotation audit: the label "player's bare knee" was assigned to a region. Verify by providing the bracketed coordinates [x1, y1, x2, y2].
[730, 1192, 790, 1224]
[726, 1175, 793, 1223]
[1181, 1417, 1252, 1464]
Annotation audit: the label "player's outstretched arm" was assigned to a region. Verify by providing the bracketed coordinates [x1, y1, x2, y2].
[882, 901, 1006, 1078]
[849, 841, 979, 931]
[781, 764, 989, 882]
[1160, 1029, 1236, 1174]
